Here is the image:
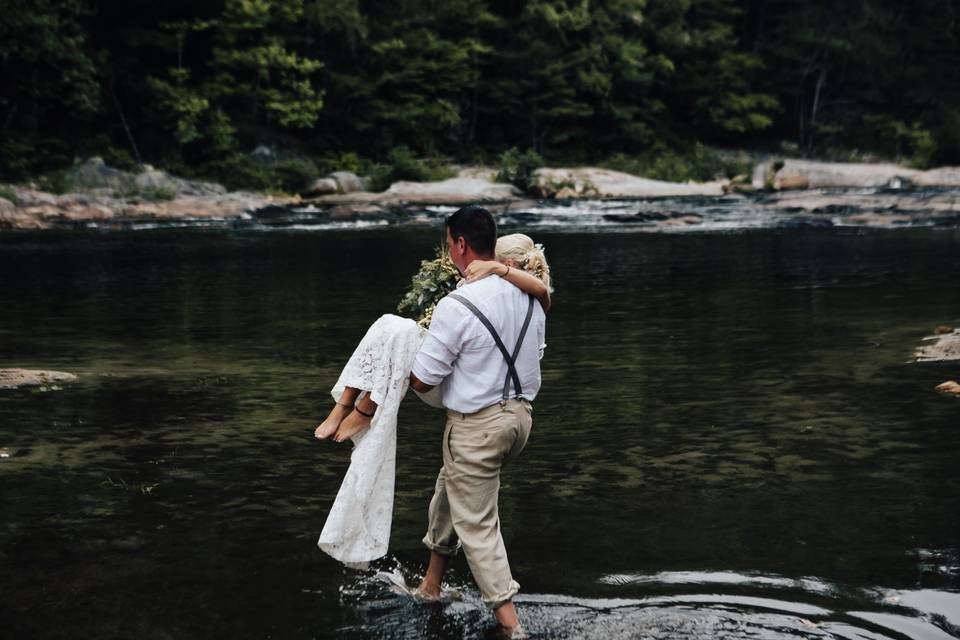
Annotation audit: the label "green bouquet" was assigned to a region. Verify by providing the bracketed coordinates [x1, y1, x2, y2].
[397, 247, 462, 328]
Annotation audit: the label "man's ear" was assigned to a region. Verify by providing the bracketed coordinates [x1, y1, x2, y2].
[455, 236, 467, 254]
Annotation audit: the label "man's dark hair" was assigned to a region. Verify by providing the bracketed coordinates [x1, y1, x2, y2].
[446, 205, 497, 257]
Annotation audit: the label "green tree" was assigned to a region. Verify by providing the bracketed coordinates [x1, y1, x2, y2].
[0, 0, 100, 177]
[146, 0, 324, 161]
[485, 0, 665, 157]
[647, 0, 776, 144]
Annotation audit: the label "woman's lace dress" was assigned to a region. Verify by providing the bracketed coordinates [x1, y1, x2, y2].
[317, 314, 440, 564]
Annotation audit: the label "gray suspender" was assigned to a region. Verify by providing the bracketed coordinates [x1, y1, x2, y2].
[448, 293, 536, 402]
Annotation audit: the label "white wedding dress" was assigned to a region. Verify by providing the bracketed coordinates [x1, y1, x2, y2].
[317, 314, 442, 565]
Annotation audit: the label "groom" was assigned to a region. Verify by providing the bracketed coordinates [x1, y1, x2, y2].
[409, 205, 545, 637]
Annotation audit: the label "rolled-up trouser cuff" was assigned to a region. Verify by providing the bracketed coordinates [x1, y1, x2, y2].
[484, 579, 520, 609]
[422, 534, 461, 557]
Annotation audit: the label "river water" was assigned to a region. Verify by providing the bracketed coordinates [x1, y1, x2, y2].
[1, 217, 959, 639]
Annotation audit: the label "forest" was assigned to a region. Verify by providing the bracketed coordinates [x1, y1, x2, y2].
[2, 0, 959, 188]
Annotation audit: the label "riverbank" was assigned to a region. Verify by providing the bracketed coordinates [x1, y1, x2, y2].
[4, 157, 960, 231]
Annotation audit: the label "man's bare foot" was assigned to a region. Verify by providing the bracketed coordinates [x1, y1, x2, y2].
[496, 623, 528, 639]
[314, 403, 351, 440]
[494, 601, 521, 633]
[333, 396, 377, 442]
[414, 579, 442, 601]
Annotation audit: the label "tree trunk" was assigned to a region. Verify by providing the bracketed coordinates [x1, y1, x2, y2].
[110, 82, 142, 164]
[809, 66, 826, 149]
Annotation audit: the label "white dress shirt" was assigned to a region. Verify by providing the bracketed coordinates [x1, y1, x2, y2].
[412, 275, 546, 414]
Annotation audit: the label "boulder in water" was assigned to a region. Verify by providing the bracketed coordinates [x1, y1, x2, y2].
[914, 329, 960, 362]
[935, 381, 960, 396]
[0, 368, 78, 389]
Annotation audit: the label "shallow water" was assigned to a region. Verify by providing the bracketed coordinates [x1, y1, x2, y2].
[1, 226, 958, 639]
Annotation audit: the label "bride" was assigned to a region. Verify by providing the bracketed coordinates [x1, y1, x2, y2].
[314, 233, 552, 564]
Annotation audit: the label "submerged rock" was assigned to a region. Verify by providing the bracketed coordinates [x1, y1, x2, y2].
[914, 329, 960, 362]
[0, 368, 78, 389]
[935, 381, 960, 396]
[327, 203, 394, 220]
[603, 211, 704, 226]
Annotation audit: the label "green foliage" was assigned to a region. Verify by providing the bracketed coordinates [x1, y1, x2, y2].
[366, 147, 456, 193]
[496, 148, 545, 191]
[209, 153, 318, 193]
[0, 0, 100, 179]
[271, 157, 320, 193]
[316, 152, 369, 176]
[138, 186, 177, 202]
[36, 169, 76, 195]
[0, 186, 20, 205]
[397, 247, 461, 328]
[860, 115, 936, 169]
[142, 0, 323, 166]
[932, 108, 960, 165]
[601, 145, 751, 182]
[5, 0, 960, 182]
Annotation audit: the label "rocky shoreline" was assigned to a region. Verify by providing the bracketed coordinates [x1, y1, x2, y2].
[3, 157, 960, 231]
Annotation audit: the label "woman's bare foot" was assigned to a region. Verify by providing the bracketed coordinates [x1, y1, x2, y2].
[333, 396, 377, 442]
[314, 403, 352, 440]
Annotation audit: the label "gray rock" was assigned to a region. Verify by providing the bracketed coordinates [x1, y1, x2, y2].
[534, 167, 726, 198]
[774, 159, 922, 189]
[302, 177, 339, 197]
[915, 329, 960, 362]
[133, 169, 226, 197]
[12, 189, 57, 206]
[0, 368, 78, 389]
[329, 171, 365, 194]
[68, 157, 135, 191]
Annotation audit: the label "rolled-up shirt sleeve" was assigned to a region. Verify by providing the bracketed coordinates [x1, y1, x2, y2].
[411, 298, 466, 386]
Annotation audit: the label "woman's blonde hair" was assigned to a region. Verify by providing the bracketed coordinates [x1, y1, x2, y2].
[496, 233, 552, 292]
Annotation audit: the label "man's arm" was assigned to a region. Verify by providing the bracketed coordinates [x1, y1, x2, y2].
[410, 298, 464, 394]
[409, 371, 435, 393]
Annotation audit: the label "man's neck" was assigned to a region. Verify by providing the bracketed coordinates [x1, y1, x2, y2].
[458, 250, 494, 273]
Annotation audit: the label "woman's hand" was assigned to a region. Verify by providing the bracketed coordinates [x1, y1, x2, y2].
[464, 260, 505, 283]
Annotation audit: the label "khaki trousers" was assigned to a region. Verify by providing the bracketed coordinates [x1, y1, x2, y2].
[422, 398, 532, 608]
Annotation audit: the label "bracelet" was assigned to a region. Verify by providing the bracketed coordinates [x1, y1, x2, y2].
[501, 265, 510, 278]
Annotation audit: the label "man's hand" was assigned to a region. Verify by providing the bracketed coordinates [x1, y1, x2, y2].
[409, 372, 435, 394]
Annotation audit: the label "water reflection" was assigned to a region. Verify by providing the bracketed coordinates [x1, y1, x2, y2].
[1, 228, 958, 639]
